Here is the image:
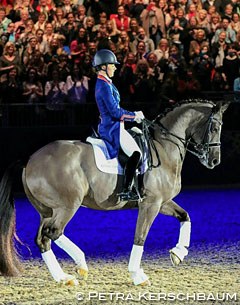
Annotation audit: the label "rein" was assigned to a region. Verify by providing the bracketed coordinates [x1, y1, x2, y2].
[142, 107, 222, 164]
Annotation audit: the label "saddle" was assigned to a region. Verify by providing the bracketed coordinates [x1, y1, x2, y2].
[86, 127, 149, 176]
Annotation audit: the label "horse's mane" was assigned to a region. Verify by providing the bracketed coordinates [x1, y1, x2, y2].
[157, 98, 215, 121]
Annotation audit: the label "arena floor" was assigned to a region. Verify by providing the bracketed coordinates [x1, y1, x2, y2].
[0, 188, 239, 305]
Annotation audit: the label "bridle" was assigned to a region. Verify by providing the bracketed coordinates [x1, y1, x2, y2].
[142, 109, 222, 169]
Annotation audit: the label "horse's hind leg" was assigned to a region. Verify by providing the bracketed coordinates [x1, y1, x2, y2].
[159, 199, 191, 265]
[35, 215, 78, 285]
[37, 207, 87, 284]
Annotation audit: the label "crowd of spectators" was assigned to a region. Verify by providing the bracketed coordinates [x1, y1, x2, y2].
[0, 0, 240, 112]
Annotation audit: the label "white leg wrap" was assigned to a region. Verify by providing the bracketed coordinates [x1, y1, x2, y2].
[54, 235, 88, 270]
[41, 249, 66, 282]
[178, 221, 191, 247]
[170, 221, 191, 262]
[128, 245, 148, 285]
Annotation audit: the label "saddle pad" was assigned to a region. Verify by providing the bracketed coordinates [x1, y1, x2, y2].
[86, 137, 124, 175]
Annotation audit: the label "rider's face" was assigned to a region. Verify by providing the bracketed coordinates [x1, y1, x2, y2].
[107, 64, 117, 78]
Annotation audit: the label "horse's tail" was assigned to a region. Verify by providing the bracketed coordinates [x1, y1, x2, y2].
[0, 161, 23, 276]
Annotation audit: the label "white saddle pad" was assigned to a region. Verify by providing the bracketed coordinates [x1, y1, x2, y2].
[86, 136, 124, 175]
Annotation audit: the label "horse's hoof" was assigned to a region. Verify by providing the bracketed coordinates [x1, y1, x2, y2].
[66, 278, 79, 286]
[76, 268, 88, 279]
[60, 274, 79, 286]
[139, 279, 151, 286]
[169, 250, 181, 266]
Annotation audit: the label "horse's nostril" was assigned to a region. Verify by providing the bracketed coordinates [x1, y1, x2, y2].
[212, 158, 218, 165]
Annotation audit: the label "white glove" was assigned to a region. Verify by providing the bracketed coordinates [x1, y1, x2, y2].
[134, 111, 145, 123]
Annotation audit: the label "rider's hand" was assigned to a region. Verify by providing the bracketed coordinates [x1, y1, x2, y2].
[134, 111, 145, 123]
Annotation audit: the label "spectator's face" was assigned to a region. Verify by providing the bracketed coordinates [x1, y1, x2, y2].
[120, 31, 128, 41]
[117, 6, 125, 16]
[56, 8, 63, 17]
[126, 53, 135, 64]
[137, 42, 146, 53]
[138, 28, 145, 40]
[188, 4, 196, 13]
[225, 5, 233, 15]
[67, 14, 75, 23]
[36, 30, 44, 40]
[99, 13, 107, 24]
[219, 32, 226, 42]
[9, 68, 17, 78]
[45, 24, 53, 33]
[0, 10, 6, 20]
[40, 0, 47, 6]
[7, 23, 15, 33]
[177, 9, 184, 18]
[78, 28, 86, 37]
[86, 18, 94, 27]
[222, 19, 230, 29]
[159, 40, 168, 50]
[78, 6, 86, 15]
[38, 14, 46, 23]
[7, 45, 14, 54]
[29, 38, 37, 46]
[233, 13, 239, 22]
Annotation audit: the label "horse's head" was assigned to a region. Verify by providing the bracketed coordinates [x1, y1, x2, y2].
[188, 101, 230, 169]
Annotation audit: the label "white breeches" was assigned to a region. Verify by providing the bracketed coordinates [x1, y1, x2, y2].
[119, 122, 141, 157]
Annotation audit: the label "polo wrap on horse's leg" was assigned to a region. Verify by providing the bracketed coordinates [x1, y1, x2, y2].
[171, 221, 191, 262]
[128, 245, 149, 285]
[54, 235, 88, 271]
[41, 249, 67, 282]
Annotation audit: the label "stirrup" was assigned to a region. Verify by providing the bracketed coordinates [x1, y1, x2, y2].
[118, 190, 140, 202]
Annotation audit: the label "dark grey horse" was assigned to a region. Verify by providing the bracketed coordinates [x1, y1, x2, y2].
[0, 100, 229, 286]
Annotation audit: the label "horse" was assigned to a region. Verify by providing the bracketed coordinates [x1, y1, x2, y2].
[0, 99, 229, 286]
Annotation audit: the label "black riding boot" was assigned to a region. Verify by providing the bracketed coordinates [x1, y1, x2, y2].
[119, 152, 141, 202]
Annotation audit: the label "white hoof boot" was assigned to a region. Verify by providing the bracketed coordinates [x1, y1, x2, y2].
[60, 273, 79, 286]
[130, 269, 150, 286]
[169, 244, 188, 266]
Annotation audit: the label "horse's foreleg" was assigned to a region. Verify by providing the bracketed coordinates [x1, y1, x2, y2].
[160, 200, 191, 265]
[129, 202, 160, 286]
[54, 235, 88, 279]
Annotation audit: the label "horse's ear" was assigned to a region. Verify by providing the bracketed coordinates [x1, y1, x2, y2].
[212, 101, 231, 114]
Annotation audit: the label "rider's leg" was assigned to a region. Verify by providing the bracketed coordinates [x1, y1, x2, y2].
[119, 124, 142, 201]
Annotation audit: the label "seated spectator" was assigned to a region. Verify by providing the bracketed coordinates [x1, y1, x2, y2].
[165, 44, 187, 77]
[61, 0, 73, 18]
[66, 64, 88, 104]
[45, 67, 67, 110]
[211, 69, 229, 91]
[70, 26, 89, 64]
[222, 44, 240, 89]
[192, 42, 214, 90]
[14, 8, 29, 38]
[0, 7, 12, 36]
[154, 38, 169, 62]
[231, 12, 240, 34]
[211, 30, 228, 68]
[132, 59, 156, 103]
[191, 0, 203, 11]
[185, 3, 197, 21]
[25, 50, 47, 81]
[0, 65, 23, 104]
[129, 0, 145, 25]
[75, 4, 87, 26]
[212, 16, 236, 44]
[134, 40, 149, 61]
[208, 12, 221, 42]
[223, 3, 233, 19]
[57, 52, 71, 81]
[43, 22, 55, 45]
[130, 26, 155, 54]
[119, 52, 136, 102]
[22, 34, 38, 66]
[177, 68, 201, 99]
[35, 0, 55, 21]
[127, 17, 139, 43]
[34, 12, 47, 32]
[116, 30, 131, 57]
[84, 16, 96, 42]
[22, 66, 43, 106]
[60, 12, 79, 45]
[165, 2, 177, 29]
[111, 5, 131, 32]
[52, 7, 67, 33]
[189, 29, 208, 62]
[105, 19, 120, 44]
[0, 41, 21, 82]
[35, 28, 49, 54]
[140, 1, 166, 47]
[196, 9, 210, 33]
[92, 11, 107, 33]
[168, 8, 187, 44]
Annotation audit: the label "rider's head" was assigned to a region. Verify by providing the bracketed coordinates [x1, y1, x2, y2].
[92, 49, 119, 78]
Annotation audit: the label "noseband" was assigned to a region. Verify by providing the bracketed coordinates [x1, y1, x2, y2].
[186, 113, 222, 160]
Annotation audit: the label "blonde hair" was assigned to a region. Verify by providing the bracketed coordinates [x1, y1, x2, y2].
[3, 42, 16, 55]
